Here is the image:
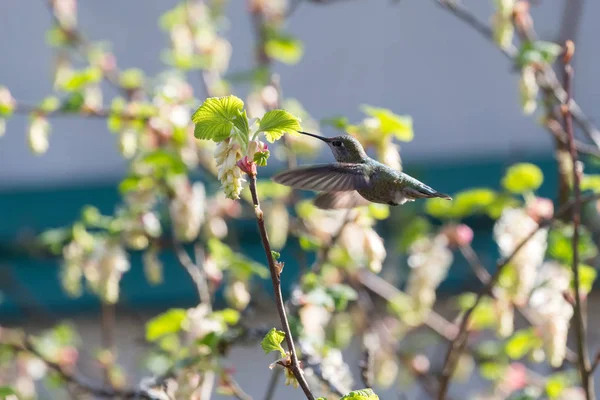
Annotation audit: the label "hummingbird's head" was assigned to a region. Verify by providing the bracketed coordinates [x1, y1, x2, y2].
[299, 132, 368, 163]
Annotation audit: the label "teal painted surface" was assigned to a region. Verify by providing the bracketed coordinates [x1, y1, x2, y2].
[0, 155, 563, 319]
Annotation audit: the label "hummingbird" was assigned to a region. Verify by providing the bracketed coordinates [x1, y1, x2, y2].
[272, 132, 452, 209]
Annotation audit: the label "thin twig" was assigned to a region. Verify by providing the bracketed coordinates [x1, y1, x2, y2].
[263, 368, 283, 400]
[247, 174, 315, 400]
[100, 303, 116, 386]
[437, 192, 600, 399]
[432, 0, 600, 149]
[459, 244, 578, 364]
[174, 242, 211, 307]
[562, 42, 594, 400]
[7, 338, 153, 399]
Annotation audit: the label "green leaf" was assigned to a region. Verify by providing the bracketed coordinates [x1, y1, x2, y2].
[61, 92, 85, 113]
[258, 109, 301, 142]
[60, 67, 102, 92]
[119, 68, 145, 90]
[340, 388, 379, 400]
[142, 150, 187, 176]
[39, 96, 61, 113]
[501, 163, 543, 194]
[327, 284, 358, 311]
[505, 328, 540, 359]
[192, 95, 245, 141]
[575, 264, 597, 295]
[146, 309, 187, 342]
[261, 328, 286, 358]
[211, 309, 240, 326]
[321, 116, 349, 130]
[271, 251, 280, 260]
[397, 216, 431, 252]
[479, 361, 508, 381]
[0, 386, 16, 396]
[254, 149, 270, 167]
[305, 287, 335, 310]
[361, 105, 413, 141]
[548, 225, 597, 264]
[368, 204, 390, 220]
[265, 33, 304, 65]
[581, 175, 600, 192]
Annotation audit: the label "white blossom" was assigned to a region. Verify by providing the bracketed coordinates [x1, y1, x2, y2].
[494, 207, 547, 305]
[170, 182, 206, 242]
[214, 138, 244, 199]
[84, 241, 130, 304]
[405, 234, 453, 318]
[529, 261, 573, 367]
[224, 280, 251, 311]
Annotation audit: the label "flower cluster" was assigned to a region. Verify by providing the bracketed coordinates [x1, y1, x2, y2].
[405, 234, 453, 319]
[529, 262, 573, 367]
[494, 207, 548, 305]
[214, 138, 245, 199]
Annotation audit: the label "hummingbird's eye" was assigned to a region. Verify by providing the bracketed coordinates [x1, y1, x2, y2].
[331, 140, 342, 147]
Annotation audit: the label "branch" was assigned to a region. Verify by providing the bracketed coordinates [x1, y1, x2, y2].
[437, 192, 600, 399]
[562, 41, 594, 400]
[432, 0, 600, 150]
[7, 337, 153, 399]
[459, 244, 578, 364]
[174, 241, 212, 308]
[247, 173, 315, 400]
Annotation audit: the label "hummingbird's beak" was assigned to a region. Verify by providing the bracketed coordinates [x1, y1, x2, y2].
[298, 131, 331, 143]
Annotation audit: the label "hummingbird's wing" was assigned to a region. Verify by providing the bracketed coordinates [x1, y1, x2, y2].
[271, 163, 370, 192]
[313, 191, 371, 209]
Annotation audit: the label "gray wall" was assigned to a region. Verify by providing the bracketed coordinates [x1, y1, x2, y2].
[1, 0, 598, 189]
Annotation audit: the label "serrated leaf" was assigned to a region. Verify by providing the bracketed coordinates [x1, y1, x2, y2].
[145, 309, 187, 342]
[261, 328, 286, 358]
[340, 388, 379, 400]
[361, 105, 413, 141]
[192, 95, 245, 141]
[258, 109, 301, 142]
[501, 163, 543, 194]
[254, 149, 270, 166]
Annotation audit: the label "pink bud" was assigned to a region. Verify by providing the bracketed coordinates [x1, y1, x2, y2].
[442, 224, 474, 247]
[526, 197, 554, 222]
[501, 362, 527, 392]
[236, 156, 256, 176]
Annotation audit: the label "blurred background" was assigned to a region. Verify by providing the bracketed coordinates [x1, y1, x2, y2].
[1, 0, 600, 399]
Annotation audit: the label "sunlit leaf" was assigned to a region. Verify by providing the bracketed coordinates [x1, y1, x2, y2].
[361, 105, 413, 141]
[397, 216, 431, 252]
[192, 95, 245, 141]
[261, 328, 286, 358]
[501, 163, 543, 194]
[146, 309, 186, 342]
[574, 264, 597, 295]
[340, 388, 379, 400]
[505, 328, 540, 360]
[258, 109, 301, 142]
[548, 225, 597, 264]
[265, 33, 304, 65]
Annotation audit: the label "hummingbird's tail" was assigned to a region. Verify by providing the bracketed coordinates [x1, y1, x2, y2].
[406, 185, 452, 201]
